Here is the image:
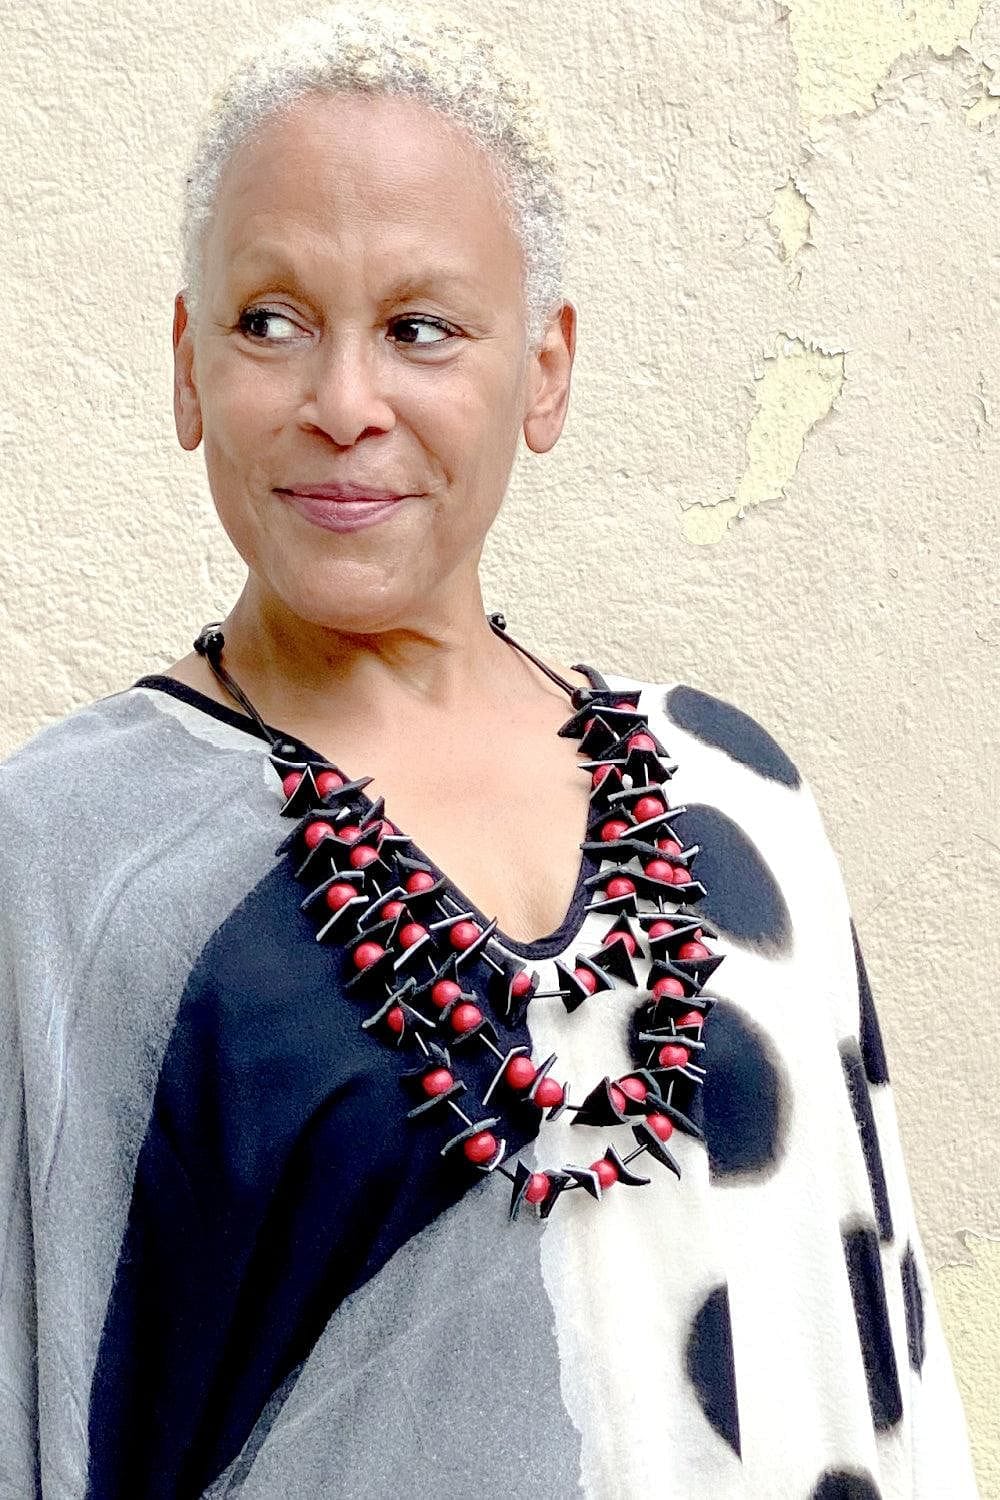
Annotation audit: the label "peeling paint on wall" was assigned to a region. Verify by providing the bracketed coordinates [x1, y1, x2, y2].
[780, 0, 984, 127]
[934, 1235, 1000, 1498]
[682, 337, 845, 545]
[964, 61, 1000, 124]
[768, 178, 813, 260]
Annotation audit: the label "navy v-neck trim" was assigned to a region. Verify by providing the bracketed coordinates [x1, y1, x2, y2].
[131, 671, 608, 960]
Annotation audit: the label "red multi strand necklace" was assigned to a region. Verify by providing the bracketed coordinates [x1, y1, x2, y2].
[194, 614, 724, 1221]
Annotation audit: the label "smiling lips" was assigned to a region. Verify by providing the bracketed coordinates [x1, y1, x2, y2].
[275, 483, 412, 534]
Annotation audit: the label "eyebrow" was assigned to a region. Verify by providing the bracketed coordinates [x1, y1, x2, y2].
[227, 244, 482, 306]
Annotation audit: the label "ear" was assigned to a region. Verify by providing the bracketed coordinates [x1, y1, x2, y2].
[173, 290, 203, 451]
[522, 301, 577, 455]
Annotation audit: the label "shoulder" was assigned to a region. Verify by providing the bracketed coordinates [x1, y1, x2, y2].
[0, 685, 266, 862]
[597, 672, 804, 790]
[605, 671, 850, 924]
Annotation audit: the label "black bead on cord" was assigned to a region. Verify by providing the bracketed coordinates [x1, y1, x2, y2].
[192, 615, 722, 1221]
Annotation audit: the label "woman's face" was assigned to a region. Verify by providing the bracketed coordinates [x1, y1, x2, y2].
[173, 89, 574, 635]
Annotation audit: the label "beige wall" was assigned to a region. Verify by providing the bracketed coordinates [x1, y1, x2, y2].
[3, 0, 998, 1489]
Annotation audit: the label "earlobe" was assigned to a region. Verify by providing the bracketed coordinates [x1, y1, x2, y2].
[172, 290, 203, 451]
[522, 301, 576, 456]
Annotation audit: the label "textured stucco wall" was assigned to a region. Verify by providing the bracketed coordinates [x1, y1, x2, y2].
[2, 0, 998, 1490]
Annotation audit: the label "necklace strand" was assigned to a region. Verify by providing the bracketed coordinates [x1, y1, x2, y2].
[193, 616, 722, 1221]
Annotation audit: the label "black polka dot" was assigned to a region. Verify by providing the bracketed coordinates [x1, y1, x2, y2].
[703, 1002, 789, 1180]
[810, 1469, 882, 1499]
[685, 1284, 741, 1455]
[673, 803, 792, 954]
[663, 685, 801, 787]
[901, 1242, 926, 1372]
[839, 1041, 893, 1243]
[842, 1222, 903, 1430]
[851, 919, 889, 1085]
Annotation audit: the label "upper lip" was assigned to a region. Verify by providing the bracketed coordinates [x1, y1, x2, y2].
[279, 483, 407, 502]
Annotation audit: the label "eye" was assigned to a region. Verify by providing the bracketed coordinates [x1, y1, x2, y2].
[388, 315, 458, 347]
[236, 306, 301, 342]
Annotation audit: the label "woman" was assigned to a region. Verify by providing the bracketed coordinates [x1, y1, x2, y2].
[0, 5, 979, 1498]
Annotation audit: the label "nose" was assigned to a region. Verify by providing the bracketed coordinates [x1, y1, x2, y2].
[297, 329, 397, 446]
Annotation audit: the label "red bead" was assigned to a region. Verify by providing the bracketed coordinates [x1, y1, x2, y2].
[303, 820, 335, 849]
[349, 845, 379, 869]
[524, 1172, 551, 1204]
[463, 1130, 497, 1165]
[609, 1083, 627, 1113]
[605, 876, 636, 899]
[510, 969, 533, 998]
[643, 858, 675, 883]
[421, 1067, 454, 1096]
[627, 732, 656, 752]
[315, 769, 345, 796]
[602, 929, 637, 956]
[592, 1158, 619, 1188]
[677, 940, 711, 960]
[534, 1075, 564, 1108]
[504, 1055, 537, 1089]
[379, 818, 397, 836]
[652, 975, 685, 999]
[613, 698, 634, 709]
[618, 1075, 648, 1102]
[385, 1005, 405, 1034]
[449, 920, 481, 950]
[431, 978, 462, 1010]
[676, 1009, 703, 1028]
[324, 881, 357, 911]
[634, 795, 666, 823]
[382, 899, 406, 920]
[646, 1111, 674, 1141]
[399, 922, 428, 948]
[353, 940, 385, 970]
[671, 865, 691, 885]
[657, 1043, 689, 1069]
[450, 1002, 483, 1034]
[573, 966, 598, 994]
[648, 919, 675, 938]
[601, 818, 630, 842]
[583, 716, 595, 734]
[281, 771, 304, 798]
[337, 823, 362, 842]
[656, 837, 682, 856]
[591, 764, 614, 789]
[405, 870, 436, 893]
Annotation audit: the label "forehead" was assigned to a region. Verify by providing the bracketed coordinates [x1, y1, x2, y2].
[208, 90, 521, 294]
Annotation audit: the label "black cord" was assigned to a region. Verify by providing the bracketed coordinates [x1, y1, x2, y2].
[487, 612, 589, 706]
[193, 623, 282, 748]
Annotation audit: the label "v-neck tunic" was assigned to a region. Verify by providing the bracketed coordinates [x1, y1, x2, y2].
[0, 671, 979, 1500]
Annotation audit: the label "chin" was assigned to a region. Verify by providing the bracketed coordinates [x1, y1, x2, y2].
[265, 563, 430, 637]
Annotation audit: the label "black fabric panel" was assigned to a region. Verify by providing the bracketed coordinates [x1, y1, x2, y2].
[663, 685, 801, 788]
[672, 803, 792, 955]
[839, 1040, 893, 1243]
[684, 1283, 741, 1456]
[900, 1242, 927, 1373]
[850, 919, 889, 1085]
[703, 1002, 789, 1181]
[86, 859, 539, 1500]
[841, 1222, 903, 1431]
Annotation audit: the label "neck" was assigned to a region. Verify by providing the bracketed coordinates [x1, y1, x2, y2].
[212, 576, 575, 734]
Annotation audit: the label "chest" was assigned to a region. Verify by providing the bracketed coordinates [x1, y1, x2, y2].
[352, 721, 594, 946]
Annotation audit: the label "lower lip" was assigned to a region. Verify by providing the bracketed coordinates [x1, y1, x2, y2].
[276, 491, 410, 533]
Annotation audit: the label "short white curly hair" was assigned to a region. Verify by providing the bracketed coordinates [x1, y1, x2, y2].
[180, 1, 568, 353]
